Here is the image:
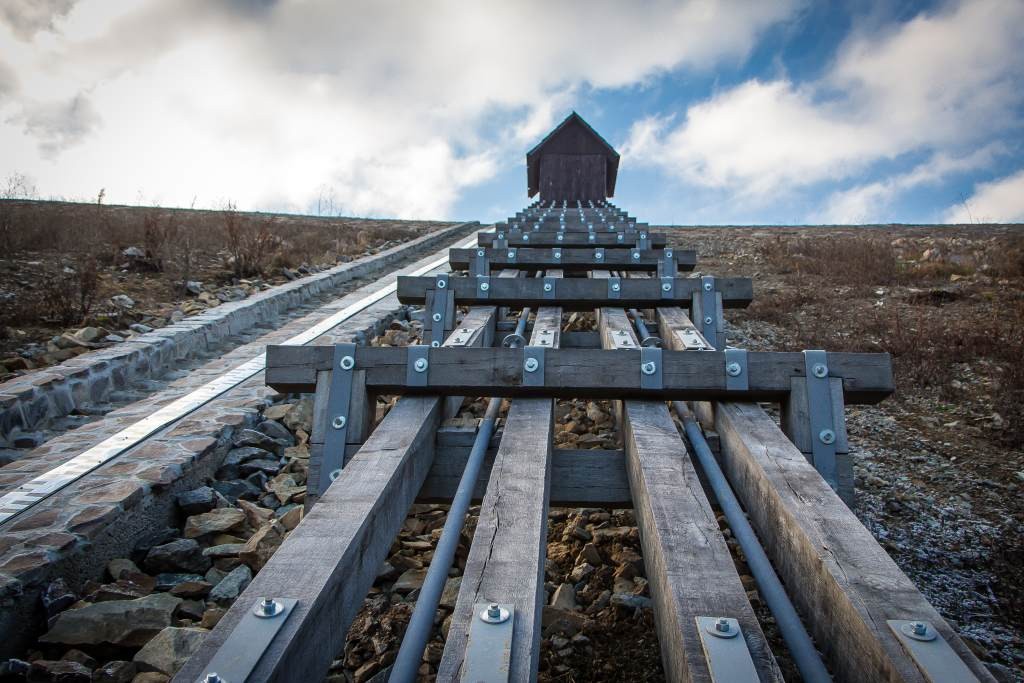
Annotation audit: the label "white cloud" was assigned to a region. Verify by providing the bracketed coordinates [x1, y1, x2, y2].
[624, 0, 1024, 205]
[0, 0, 801, 218]
[944, 169, 1024, 223]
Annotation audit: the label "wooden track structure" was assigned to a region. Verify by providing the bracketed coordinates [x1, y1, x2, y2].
[176, 201, 992, 682]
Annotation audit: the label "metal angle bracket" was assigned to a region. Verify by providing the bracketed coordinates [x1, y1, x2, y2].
[608, 277, 622, 299]
[724, 348, 749, 391]
[640, 347, 663, 390]
[542, 277, 557, 300]
[199, 597, 299, 683]
[316, 343, 356, 494]
[429, 273, 452, 348]
[803, 350, 838, 489]
[462, 604, 515, 683]
[887, 620, 980, 683]
[406, 345, 430, 388]
[522, 346, 545, 387]
[695, 616, 759, 682]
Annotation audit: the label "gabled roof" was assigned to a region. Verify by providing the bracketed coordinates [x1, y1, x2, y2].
[526, 112, 620, 197]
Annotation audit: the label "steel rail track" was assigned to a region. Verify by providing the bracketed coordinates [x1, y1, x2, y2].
[0, 230, 487, 527]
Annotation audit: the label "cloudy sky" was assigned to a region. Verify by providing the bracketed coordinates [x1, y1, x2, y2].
[1, 0, 1023, 225]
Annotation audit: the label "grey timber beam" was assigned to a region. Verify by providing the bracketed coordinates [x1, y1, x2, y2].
[265, 346, 895, 403]
[396, 275, 753, 310]
[448, 247, 696, 272]
[597, 306, 781, 682]
[175, 307, 499, 683]
[479, 232, 667, 248]
[711, 400, 994, 682]
[438, 302, 563, 681]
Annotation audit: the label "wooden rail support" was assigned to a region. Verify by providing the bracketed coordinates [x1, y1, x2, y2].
[448, 247, 696, 273]
[438, 303, 563, 681]
[710, 400, 994, 682]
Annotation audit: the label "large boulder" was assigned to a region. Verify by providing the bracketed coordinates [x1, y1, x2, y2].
[133, 627, 207, 676]
[208, 564, 252, 604]
[40, 593, 181, 647]
[183, 508, 245, 539]
[144, 538, 211, 574]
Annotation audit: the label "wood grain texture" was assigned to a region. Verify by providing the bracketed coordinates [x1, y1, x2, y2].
[712, 400, 995, 683]
[479, 231, 667, 248]
[598, 307, 781, 682]
[448, 247, 696, 272]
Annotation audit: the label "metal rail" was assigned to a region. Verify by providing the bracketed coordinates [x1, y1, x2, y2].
[0, 229, 488, 527]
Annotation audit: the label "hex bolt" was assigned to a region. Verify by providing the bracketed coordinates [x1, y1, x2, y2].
[666, 250, 673, 257]
[819, 429, 836, 445]
[254, 597, 282, 618]
[339, 355, 355, 370]
[911, 621, 927, 636]
[557, 234, 564, 241]
[430, 340, 440, 348]
[704, 316, 713, 325]
[727, 362, 742, 377]
[523, 234, 529, 241]
[716, 617, 730, 633]
[641, 361, 657, 375]
[432, 312, 442, 323]
[329, 468, 342, 481]
[480, 282, 490, 292]
[332, 415, 347, 429]
[554, 250, 561, 259]
[524, 357, 539, 373]
[414, 358, 428, 373]
[203, 674, 223, 683]
[812, 363, 828, 378]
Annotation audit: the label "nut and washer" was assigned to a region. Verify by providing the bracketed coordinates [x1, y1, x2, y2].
[661, 282, 672, 292]
[414, 358, 429, 373]
[480, 282, 490, 292]
[339, 355, 355, 370]
[726, 362, 743, 377]
[254, 597, 284, 618]
[476, 249, 485, 257]
[332, 415, 347, 429]
[819, 429, 836, 445]
[436, 278, 446, 288]
[704, 316, 713, 325]
[812, 363, 828, 378]
[612, 283, 621, 292]
[703, 281, 713, 291]
[480, 603, 510, 624]
[641, 361, 657, 375]
[543, 283, 553, 292]
[524, 357, 539, 373]
[632, 251, 641, 260]
[431, 312, 442, 322]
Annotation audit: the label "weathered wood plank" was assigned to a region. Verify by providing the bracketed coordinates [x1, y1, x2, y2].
[711, 400, 995, 682]
[479, 231, 667, 248]
[448, 247, 696, 272]
[266, 345, 895, 403]
[437, 304, 563, 681]
[396, 275, 752, 310]
[598, 307, 781, 682]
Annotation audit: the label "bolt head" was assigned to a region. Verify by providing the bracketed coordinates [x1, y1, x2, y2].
[332, 415, 347, 429]
[912, 622, 927, 635]
[704, 316, 713, 325]
[414, 358, 428, 372]
[339, 355, 355, 370]
[812, 363, 828, 378]
[612, 283, 621, 292]
[727, 362, 742, 377]
[507, 250, 515, 258]
[477, 249, 484, 257]
[204, 674, 223, 683]
[543, 283, 553, 292]
[430, 340, 440, 348]
[596, 251, 604, 259]
[819, 429, 836, 445]
[716, 617, 730, 632]
[632, 251, 641, 260]
[432, 312, 442, 322]
[254, 597, 283, 618]
[436, 278, 446, 288]
[523, 234, 529, 241]
[480, 282, 489, 291]
[524, 357, 539, 372]
[641, 361, 657, 375]
[661, 282, 671, 292]
[557, 234, 564, 241]
[703, 282, 713, 291]
[554, 250, 561, 259]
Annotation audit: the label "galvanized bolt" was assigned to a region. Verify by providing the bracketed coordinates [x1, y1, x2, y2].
[477, 249, 485, 257]
[332, 415, 347, 429]
[596, 251, 604, 259]
[726, 362, 742, 377]
[641, 361, 657, 375]
[666, 250, 673, 258]
[704, 316, 713, 325]
[612, 283, 621, 292]
[911, 621, 927, 636]
[256, 597, 281, 617]
[339, 355, 355, 370]
[203, 674, 224, 683]
[716, 617, 730, 633]
[557, 234, 564, 241]
[414, 358, 428, 373]
[437, 278, 446, 288]
[812, 363, 828, 378]
[523, 234, 529, 241]
[554, 250, 561, 259]
[480, 282, 490, 292]
[819, 429, 836, 445]
[703, 281, 713, 291]
[430, 340, 440, 348]
[662, 282, 672, 292]
[617, 234, 624, 242]
[507, 250, 515, 258]
[543, 283, 553, 292]
[329, 468, 342, 481]
[632, 251, 641, 260]
[524, 357, 539, 373]
[432, 312, 442, 322]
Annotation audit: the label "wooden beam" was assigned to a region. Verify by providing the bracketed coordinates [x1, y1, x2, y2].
[598, 306, 782, 682]
[396, 275, 753, 310]
[448, 247, 696, 272]
[711, 400, 995, 682]
[266, 346, 895, 403]
[438, 304, 563, 681]
[174, 307, 499, 683]
[479, 231, 667, 248]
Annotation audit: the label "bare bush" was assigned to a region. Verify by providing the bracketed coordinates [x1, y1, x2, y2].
[759, 234, 899, 286]
[39, 256, 99, 326]
[221, 204, 282, 277]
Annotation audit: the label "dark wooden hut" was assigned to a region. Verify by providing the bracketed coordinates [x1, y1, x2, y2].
[527, 112, 620, 203]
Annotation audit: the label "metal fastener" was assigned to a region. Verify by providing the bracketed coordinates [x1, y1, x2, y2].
[332, 415, 347, 429]
[254, 597, 283, 618]
[661, 282, 671, 292]
[524, 357, 539, 373]
[726, 362, 742, 377]
[436, 279, 446, 288]
[339, 355, 355, 370]
[203, 674, 224, 683]
[480, 603, 510, 624]
[703, 281, 713, 291]
[480, 282, 490, 292]
[431, 312, 442, 322]
[477, 249, 484, 257]
[414, 358, 428, 373]
[430, 340, 440, 348]
[819, 429, 836, 445]
[704, 316, 713, 325]
[812, 363, 828, 378]
[716, 617, 730, 633]
[641, 361, 657, 375]
[329, 468, 342, 481]
[632, 251, 640, 260]
[507, 250, 515, 258]
[612, 283, 621, 292]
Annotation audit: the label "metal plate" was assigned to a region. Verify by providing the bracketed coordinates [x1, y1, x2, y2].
[522, 347, 545, 387]
[887, 620, 979, 683]
[477, 275, 491, 299]
[640, 347, 663, 390]
[315, 343, 356, 495]
[542, 277, 557, 300]
[660, 276, 674, 299]
[607, 277, 621, 299]
[699, 275, 717, 345]
[406, 346, 430, 388]
[695, 617, 759, 682]
[200, 598, 298, 683]
[803, 350, 837, 489]
[724, 348, 749, 391]
[430, 273, 452, 347]
[462, 604, 515, 683]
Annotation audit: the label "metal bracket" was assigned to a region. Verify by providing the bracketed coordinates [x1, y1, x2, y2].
[462, 604, 514, 682]
[724, 349, 749, 391]
[506, 247, 517, 263]
[608, 277, 621, 299]
[695, 616, 759, 682]
[630, 248, 642, 263]
[493, 232, 507, 249]
[477, 275, 491, 299]
[471, 249, 489, 277]
[887, 620, 979, 682]
[406, 345, 429, 388]
[552, 247, 562, 262]
[542, 277, 557, 300]
[315, 343, 356, 494]
[698, 275, 722, 350]
[678, 328, 711, 351]
[640, 347, 662, 390]
[803, 350, 837, 489]
[660, 276, 674, 299]
[199, 598, 298, 683]
[429, 273, 452, 348]
[522, 346, 545, 387]
[659, 248, 677, 278]
[449, 327, 475, 347]
[594, 247, 605, 263]
[636, 231, 650, 250]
